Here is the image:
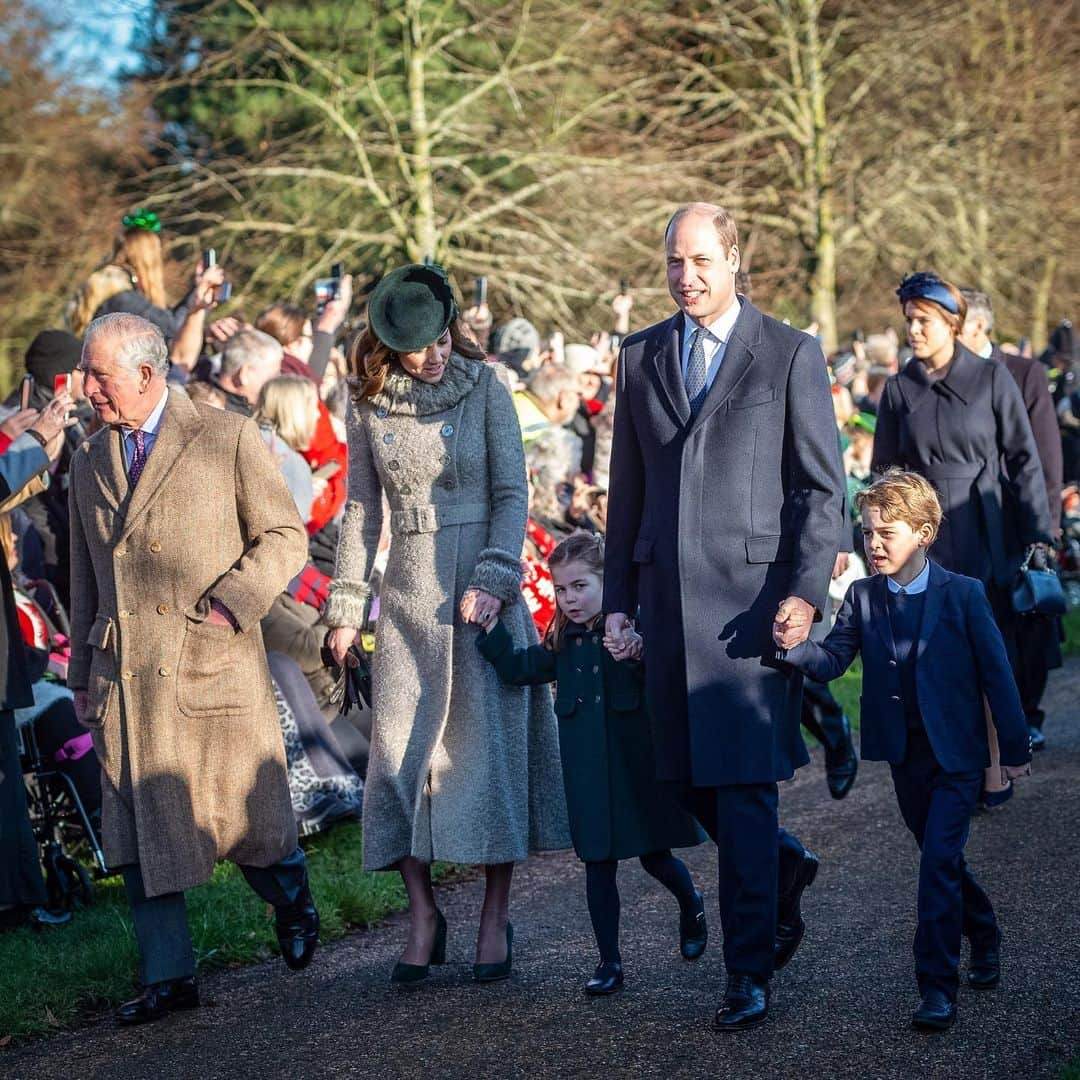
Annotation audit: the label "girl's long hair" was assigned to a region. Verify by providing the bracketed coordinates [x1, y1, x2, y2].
[113, 228, 167, 308]
[347, 316, 485, 403]
[543, 530, 605, 653]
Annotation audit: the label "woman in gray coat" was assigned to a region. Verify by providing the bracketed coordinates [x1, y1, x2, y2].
[326, 265, 567, 984]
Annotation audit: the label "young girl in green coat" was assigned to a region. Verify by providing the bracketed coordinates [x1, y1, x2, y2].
[476, 532, 706, 995]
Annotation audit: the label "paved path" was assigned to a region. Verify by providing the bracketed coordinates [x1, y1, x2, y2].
[5, 664, 1080, 1080]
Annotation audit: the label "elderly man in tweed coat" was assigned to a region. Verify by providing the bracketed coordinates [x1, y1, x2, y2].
[69, 313, 318, 1025]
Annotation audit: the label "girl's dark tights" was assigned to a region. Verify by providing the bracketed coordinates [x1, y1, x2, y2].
[584, 850, 699, 963]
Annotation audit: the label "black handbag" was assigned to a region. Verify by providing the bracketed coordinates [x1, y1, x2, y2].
[1011, 546, 1067, 616]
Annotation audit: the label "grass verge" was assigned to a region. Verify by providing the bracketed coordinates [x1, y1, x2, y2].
[0, 822, 460, 1040]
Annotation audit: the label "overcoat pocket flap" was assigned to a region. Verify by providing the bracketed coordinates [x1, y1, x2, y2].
[553, 696, 578, 718]
[730, 386, 777, 410]
[745, 534, 794, 563]
[632, 538, 654, 564]
[87, 613, 114, 650]
[609, 688, 640, 712]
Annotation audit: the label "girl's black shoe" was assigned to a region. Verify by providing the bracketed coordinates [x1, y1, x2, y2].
[474, 921, 513, 982]
[390, 909, 447, 985]
[679, 890, 708, 960]
[585, 961, 624, 996]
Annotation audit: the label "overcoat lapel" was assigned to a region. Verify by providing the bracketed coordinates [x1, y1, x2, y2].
[87, 427, 127, 516]
[691, 298, 761, 430]
[650, 314, 690, 425]
[118, 389, 206, 545]
[868, 573, 897, 658]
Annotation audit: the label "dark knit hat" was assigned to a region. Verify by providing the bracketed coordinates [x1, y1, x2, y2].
[367, 264, 457, 353]
[25, 330, 82, 386]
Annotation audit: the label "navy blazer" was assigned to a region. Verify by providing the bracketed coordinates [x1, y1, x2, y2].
[784, 562, 1030, 773]
[603, 298, 845, 785]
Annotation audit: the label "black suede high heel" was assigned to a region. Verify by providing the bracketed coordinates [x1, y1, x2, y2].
[390, 909, 447, 985]
[473, 921, 513, 983]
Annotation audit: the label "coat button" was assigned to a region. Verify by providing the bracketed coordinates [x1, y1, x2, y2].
[157, 603, 170, 615]
[122, 671, 133, 680]
[441, 454, 451, 464]
[888, 659, 897, 667]
[115, 548, 126, 558]
[158, 667, 171, 677]
[593, 665, 600, 674]
[442, 478, 456, 490]
[891, 694, 901, 701]
[376, 407, 388, 418]
[149, 541, 162, 553]
[400, 484, 412, 496]
[576, 696, 583, 704]
[441, 423, 454, 437]
[388, 460, 400, 470]
[383, 433, 394, 445]
[595, 694, 601, 703]
[119, 610, 130, 618]
[576, 639, 583, 647]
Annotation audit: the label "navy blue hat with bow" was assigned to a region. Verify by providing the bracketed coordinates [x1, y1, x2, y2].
[896, 271, 960, 315]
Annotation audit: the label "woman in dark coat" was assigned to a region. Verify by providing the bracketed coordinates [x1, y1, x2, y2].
[478, 532, 706, 995]
[872, 272, 1052, 804]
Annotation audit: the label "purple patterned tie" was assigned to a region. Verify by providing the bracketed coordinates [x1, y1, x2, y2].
[129, 429, 147, 488]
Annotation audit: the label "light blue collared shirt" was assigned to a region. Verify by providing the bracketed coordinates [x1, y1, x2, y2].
[886, 558, 930, 595]
[680, 298, 741, 396]
[121, 386, 169, 471]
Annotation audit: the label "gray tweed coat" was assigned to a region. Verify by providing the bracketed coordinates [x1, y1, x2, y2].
[324, 353, 569, 870]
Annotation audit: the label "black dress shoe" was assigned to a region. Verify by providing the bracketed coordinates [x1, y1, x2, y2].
[585, 961, 624, 995]
[1029, 725, 1046, 751]
[679, 891, 708, 960]
[474, 921, 513, 983]
[775, 849, 819, 969]
[391, 908, 448, 985]
[911, 989, 956, 1031]
[968, 930, 1001, 990]
[824, 716, 858, 800]
[714, 974, 770, 1032]
[115, 977, 200, 1025]
[275, 886, 320, 972]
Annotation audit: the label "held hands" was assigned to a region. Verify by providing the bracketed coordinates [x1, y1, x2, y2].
[604, 612, 636, 660]
[1003, 762, 1032, 783]
[461, 588, 502, 633]
[772, 596, 815, 650]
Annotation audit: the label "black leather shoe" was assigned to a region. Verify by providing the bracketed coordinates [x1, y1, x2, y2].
[275, 886, 320, 972]
[585, 961, 624, 995]
[714, 974, 770, 1032]
[391, 909, 448, 985]
[1029, 725, 1046, 751]
[679, 891, 708, 960]
[775, 849, 818, 969]
[824, 716, 858, 799]
[911, 989, 956, 1031]
[968, 930, 1001, 990]
[115, 977, 200, 1025]
[474, 921, 513, 983]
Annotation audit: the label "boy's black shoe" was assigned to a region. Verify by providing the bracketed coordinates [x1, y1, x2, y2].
[714, 975, 770, 1032]
[115, 977, 200, 1025]
[824, 716, 858, 799]
[775, 849, 818, 969]
[968, 931, 1001, 990]
[911, 989, 956, 1031]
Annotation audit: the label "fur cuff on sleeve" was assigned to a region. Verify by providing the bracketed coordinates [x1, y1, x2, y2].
[469, 548, 523, 606]
[323, 579, 371, 629]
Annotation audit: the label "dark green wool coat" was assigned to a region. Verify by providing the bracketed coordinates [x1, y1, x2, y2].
[477, 619, 705, 862]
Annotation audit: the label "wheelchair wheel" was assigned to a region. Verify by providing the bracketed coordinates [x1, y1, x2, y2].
[43, 842, 94, 911]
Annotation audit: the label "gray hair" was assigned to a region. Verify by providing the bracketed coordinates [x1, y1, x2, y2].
[526, 364, 580, 407]
[82, 313, 169, 377]
[960, 288, 994, 334]
[220, 328, 283, 380]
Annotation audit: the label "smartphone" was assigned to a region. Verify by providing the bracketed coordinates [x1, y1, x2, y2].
[202, 248, 217, 271]
[53, 373, 72, 397]
[475, 276, 488, 307]
[216, 281, 233, 303]
[315, 264, 344, 314]
[619, 279, 630, 295]
[20, 373, 34, 410]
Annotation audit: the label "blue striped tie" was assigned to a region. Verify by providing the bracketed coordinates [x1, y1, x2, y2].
[685, 328, 708, 416]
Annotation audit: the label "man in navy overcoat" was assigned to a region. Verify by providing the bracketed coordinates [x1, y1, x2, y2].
[604, 203, 846, 1030]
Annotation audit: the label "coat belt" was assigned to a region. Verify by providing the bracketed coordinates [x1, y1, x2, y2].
[390, 501, 490, 535]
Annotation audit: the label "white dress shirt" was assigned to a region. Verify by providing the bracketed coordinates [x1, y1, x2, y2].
[121, 386, 170, 471]
[680, 298, 742, 396]
[886, 558, 930, 595]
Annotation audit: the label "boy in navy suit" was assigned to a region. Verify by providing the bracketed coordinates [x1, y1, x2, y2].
[773, 469, 1031, 1031]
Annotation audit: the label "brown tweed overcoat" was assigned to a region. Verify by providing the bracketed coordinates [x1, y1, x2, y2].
[67, 387, 308, 898]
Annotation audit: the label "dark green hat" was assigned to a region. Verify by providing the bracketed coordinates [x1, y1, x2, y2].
[368, 263, 457, 352]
